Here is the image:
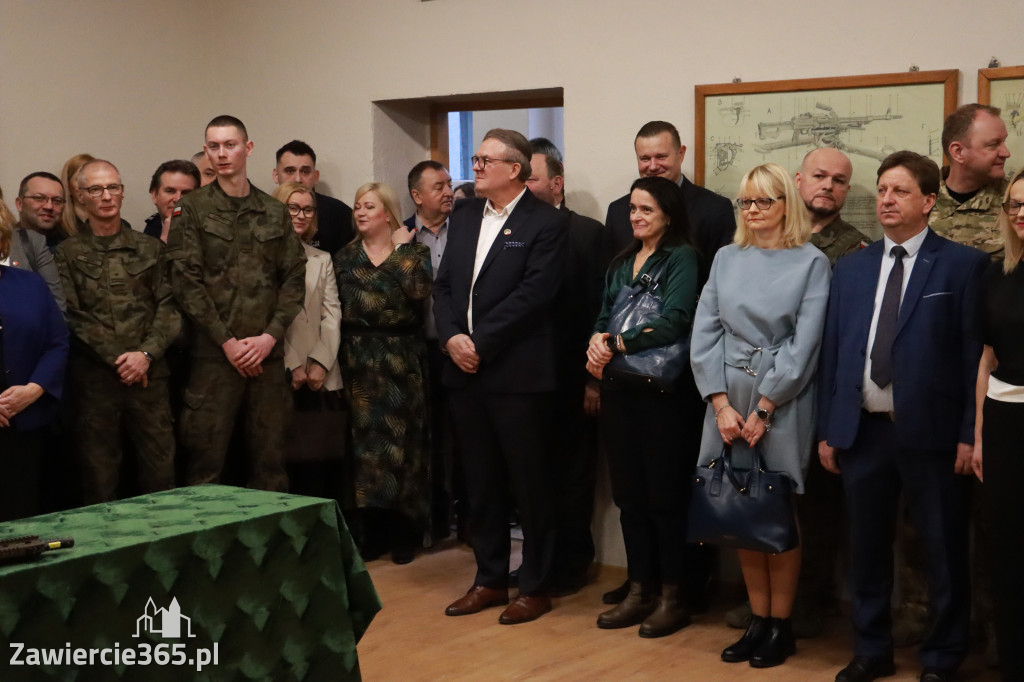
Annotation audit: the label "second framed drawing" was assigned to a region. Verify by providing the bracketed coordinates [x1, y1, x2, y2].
[979, 65, 1024, 178]
[696, 70, 958, 237]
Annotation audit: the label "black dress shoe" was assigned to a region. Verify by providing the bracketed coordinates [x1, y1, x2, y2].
[835, 656, 896, 682]
[919, 668, 953, 682]
[602, 578, 630, 605]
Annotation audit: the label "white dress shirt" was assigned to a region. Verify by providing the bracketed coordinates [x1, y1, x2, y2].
[861, 226, 930, 413]
[468, 187, 526, 333]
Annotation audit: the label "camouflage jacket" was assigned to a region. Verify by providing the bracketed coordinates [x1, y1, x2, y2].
[56, 224, 181, 372]
[811, 216, 871, 265]
[167, 180, 306, 358]
[929, 176, 1008, 261]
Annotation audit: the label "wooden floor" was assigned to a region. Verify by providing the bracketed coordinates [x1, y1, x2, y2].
[358, 540, 997, 681]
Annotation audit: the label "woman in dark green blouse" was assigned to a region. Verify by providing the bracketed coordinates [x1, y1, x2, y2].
[586, 176, 699, 638]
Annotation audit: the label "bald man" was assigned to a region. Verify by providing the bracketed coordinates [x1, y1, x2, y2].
[796, 148, 870, 263]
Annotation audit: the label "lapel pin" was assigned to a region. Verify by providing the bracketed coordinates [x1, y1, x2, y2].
[503, 228, 511, 235]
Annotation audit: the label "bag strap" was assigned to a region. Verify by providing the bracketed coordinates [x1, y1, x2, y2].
[720, 443, 768, 499]
[638, 256, 669, 293]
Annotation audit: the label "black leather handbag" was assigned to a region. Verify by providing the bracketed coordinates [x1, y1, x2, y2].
[687, 444, 799, 554]
[603, 260, 689, 391]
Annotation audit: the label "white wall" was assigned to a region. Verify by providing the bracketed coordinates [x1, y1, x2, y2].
[3, 0, 1021, 565]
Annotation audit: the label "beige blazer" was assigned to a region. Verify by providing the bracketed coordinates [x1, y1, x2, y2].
[284, 243, 343, 391]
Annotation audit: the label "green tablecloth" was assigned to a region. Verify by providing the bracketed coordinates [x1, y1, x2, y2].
[0, 486, 380, 681]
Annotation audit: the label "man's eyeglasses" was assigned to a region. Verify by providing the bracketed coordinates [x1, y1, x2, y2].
[471, 156, 516, 169]
[287, 204, 317, 218]
[80, 184, 124, 198]
[1002, 200, 1023, 216]
[736, 197, 785, 211]
[21, 194, 67, 207]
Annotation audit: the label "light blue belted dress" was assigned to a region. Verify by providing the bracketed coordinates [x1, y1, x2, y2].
[690, 243, 831, 493]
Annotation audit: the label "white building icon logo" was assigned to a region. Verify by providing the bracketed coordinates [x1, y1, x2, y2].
[133, 597, 196, 638]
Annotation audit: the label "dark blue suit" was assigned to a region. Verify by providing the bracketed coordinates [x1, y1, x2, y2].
[817, 228, 988, 670]
[433, 189, 567, 595]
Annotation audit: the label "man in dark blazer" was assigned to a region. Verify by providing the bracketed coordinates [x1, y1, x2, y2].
[12, 172, 67, 313]
[526, 143, 607, 595]
[604, 120, 736, 284]
[817, 151, 988, 682]
[434, 128, 568, 624]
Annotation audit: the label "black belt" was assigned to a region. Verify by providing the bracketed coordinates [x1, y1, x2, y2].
[861, 408, 895, 422]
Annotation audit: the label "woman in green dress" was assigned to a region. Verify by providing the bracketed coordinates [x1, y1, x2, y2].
[334, 182, 433, 564]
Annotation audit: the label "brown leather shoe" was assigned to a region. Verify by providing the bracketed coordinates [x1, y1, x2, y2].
[498, 595, 552, 625]
[444, 586, 509, 616]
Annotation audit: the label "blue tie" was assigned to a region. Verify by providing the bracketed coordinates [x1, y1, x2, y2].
[870, 244, 907, 389]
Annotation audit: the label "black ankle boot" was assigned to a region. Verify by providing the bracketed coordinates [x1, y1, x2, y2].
[748, 617, 796, 668]
[721, 614, 769, 663]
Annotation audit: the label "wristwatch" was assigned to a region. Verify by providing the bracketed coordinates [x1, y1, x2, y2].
[756, 407, 773, 431]
[141, 351, 155, 362]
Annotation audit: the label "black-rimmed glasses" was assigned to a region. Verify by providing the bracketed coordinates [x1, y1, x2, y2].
[1002, 200, 1022, 216]
[470, 156, 516, 169]
[287, 204, 316, 218]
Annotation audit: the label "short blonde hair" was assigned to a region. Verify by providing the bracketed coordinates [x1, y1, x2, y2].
[734, 162, 811, 249]
[1000, 167, 1024, 274]
[273, 182, 318, 241]
[352, 182, 403, 241]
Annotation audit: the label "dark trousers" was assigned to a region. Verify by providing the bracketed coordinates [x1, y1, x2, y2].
[550, 383, 598, 582]
[449, 383, 555, 596]
[425, 340, 461, 535]
[602, 386, 695, 585]
[181, 356, 290, 492]
[981, 397, 1024, 682]
[839, 417, 971, 670]
[70, 356, 175, 505]
[0, 429, 45, 522]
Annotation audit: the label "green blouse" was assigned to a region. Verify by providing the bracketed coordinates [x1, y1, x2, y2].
[592, 244, 699, 354]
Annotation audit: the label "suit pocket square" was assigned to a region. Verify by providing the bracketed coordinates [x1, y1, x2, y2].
[922, 291, 952, 299]
[504, 240, 526, 248]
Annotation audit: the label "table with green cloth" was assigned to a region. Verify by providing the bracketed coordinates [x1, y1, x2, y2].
[0, 485, 381, 682]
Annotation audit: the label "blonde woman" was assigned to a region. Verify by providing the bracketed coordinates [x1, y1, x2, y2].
[973, 166, 1024, 682]
[59, 153, 95, 238]
[334, 182, 432, 564]
[690, 163, 830, 668]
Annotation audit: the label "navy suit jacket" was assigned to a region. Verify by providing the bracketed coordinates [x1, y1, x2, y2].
[0, 266, 69, 431]
[433, 189, 568, 392]
[817, 229, 988, 451]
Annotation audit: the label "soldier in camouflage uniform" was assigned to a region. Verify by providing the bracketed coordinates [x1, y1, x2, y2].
[930, 104, 1011, 262]
[55, 160, 180, 504]
[167, 115, 306, 492]
[921, 103, 1010, 664]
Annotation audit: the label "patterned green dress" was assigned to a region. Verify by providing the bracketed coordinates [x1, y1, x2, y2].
[334, 241, 433, 538]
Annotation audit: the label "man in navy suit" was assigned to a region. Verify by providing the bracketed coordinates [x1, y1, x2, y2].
[818, 151, 989, 682]
[434, 128, 568, 624]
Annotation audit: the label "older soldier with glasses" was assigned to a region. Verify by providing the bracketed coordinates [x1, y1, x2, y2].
[55, 159, 180, 504]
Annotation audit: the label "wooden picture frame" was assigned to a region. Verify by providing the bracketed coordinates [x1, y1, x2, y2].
[979, 65, 1024, 177]
[696, 70, 957, 237]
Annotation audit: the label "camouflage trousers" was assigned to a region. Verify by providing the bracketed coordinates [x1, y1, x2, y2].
[69, 355, 175, 505]
[180, 356, 290, 492]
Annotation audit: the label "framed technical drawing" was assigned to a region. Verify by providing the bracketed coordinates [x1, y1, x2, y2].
[696, 70, 957, 238]
[979, 65, 1024, 178]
